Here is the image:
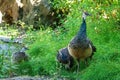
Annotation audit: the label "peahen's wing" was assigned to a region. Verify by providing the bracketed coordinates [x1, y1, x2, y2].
[69, 36, 90, 49]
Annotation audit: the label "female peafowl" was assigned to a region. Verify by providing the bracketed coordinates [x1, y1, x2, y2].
[68, 12, 96, 72]
[57, 47, 74, 69]
[12, 47, 29, 63]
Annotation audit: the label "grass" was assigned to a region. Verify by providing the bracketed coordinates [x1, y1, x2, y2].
[25, 14, 120, 79]
[0, 0, 120, 79]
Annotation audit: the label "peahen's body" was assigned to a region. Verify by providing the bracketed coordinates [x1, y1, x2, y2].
[68, 12, 96, 71]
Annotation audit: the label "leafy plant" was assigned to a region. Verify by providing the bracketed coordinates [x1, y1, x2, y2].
[0, 51, 18, 78]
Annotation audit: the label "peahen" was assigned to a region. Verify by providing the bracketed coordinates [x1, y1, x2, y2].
[57, 47, 74, 69]
[12, 47, 29, 63]
[68, 12, 96, 72]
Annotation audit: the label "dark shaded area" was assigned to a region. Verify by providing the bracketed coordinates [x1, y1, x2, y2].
[44, 8, 69, 28]
[18, 7, 24, 20]
[33, 7, 69, 29]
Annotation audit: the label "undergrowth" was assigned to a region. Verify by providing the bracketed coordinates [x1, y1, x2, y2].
[0, 0, 120, 80]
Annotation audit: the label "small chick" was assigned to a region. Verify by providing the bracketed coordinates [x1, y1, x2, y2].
[12, 47, 29, 63]
[57, 47, 74, 69]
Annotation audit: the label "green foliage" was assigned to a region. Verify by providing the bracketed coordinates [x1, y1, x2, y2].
[0, 0, 120, 79]
[80, 62, 120, 80]
[26, 28, 67, 75]
[0, 51, 18, 78]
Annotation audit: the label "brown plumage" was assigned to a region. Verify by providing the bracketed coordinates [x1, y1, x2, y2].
[68, 43, 92, 60]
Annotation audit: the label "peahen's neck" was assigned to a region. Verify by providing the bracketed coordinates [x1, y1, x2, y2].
[77, 18, 87, 39]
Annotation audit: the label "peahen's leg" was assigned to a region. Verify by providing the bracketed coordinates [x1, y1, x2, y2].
[76, 59, 80, 72]
[85, 58, 88, 66]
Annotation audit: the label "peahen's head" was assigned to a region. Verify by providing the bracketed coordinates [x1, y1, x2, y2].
[82, 12, 91, 20]
[20, 46, 29, 52]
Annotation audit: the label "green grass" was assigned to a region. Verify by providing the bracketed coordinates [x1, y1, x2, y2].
[0, 0, 120, 79]
[25, 13, 119, 79]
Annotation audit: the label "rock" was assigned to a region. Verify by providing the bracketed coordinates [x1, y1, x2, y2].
[0, 44, 17, 54]
[0, 36, 11, 43]
[0, 35, 23, 44]
[0, 76, 68, 80]
[22, 0, 51, 26]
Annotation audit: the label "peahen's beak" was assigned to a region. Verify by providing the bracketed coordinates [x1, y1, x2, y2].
[84, 12, 91, 16]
